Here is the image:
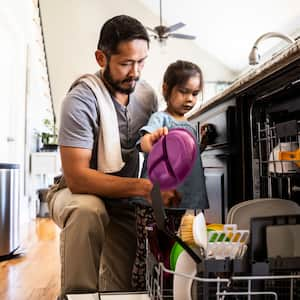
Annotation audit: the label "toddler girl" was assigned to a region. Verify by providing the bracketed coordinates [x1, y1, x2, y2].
[132, 60, 209, 289]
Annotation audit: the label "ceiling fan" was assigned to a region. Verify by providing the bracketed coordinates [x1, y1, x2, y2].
[145, 0, 196, 42]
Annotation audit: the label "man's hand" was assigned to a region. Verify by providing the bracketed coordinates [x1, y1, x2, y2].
[144, 187, 181, 208]
[140, 127, 168, 153]
[161, 190, 182, 208]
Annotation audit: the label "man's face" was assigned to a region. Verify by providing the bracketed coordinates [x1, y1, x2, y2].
[102, 39, 148, 94]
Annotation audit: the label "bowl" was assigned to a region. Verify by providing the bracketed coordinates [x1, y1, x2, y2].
[147, 128, 197, 190]
[170, 241, 184, 271]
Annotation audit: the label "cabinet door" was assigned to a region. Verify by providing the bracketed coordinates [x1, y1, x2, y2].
[0, 11, 25, 164]
[204, 168, 225, 224]
[0, 21, 14, 161]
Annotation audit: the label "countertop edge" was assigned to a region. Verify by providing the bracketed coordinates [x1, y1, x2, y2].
[189, 40, 300, 120]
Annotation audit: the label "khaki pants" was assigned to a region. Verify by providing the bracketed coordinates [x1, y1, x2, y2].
[48, 188, 137, 297]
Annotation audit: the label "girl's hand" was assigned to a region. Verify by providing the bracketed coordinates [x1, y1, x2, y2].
[140, 127, 168, 153]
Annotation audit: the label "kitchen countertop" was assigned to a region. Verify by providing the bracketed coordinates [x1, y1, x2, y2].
[189, 39, 300, 119]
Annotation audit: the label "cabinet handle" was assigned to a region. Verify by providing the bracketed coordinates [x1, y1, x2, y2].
[292, 186, 300, 192]
[7, 137, 15, 142]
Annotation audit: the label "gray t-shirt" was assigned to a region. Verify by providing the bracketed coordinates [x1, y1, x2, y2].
[58, 74, 158, 198]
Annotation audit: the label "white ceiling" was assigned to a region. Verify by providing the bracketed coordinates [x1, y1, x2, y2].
[140, 0, 300, 73]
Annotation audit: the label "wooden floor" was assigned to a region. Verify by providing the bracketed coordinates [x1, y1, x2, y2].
[0, 218, 61, 300]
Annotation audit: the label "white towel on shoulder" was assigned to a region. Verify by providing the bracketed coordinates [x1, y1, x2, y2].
[70, 73, 125, 173]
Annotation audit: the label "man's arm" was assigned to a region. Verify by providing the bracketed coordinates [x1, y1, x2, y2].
[60, 146, 152, 199]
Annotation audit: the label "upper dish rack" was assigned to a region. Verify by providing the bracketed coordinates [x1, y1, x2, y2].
[254, 119, 300, 198]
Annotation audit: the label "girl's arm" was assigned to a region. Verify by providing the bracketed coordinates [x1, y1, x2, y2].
[140, 126, 168, 152]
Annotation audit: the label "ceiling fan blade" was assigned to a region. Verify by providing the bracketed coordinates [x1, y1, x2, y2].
[169, 33, 196, 40]
[166, 22, 186, 33]
[146, 26, 157, 34]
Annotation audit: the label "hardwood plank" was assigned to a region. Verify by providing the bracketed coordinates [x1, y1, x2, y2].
[0, 218, 60, 300]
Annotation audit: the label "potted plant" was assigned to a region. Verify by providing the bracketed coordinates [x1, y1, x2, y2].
[40, 117, 58, 151]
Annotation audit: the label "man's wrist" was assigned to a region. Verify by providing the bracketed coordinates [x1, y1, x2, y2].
[138, 178, 153, 198]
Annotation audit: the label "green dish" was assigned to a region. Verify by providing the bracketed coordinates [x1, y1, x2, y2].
[208, 230, 231, 242]
[170, 242, 184, 271]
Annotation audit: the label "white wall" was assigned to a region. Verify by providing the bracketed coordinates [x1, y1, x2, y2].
[39, 0, 236, 124]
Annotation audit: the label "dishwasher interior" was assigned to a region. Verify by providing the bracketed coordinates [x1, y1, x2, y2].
[251, 88, 300, 203]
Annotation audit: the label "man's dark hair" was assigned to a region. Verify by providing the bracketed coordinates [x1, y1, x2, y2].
[97, 15, 149, 55]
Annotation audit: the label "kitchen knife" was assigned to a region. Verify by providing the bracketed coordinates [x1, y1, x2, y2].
[150, 182, 202, 264]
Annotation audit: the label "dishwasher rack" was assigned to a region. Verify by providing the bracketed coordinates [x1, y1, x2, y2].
[253, 118, 300, 200]
[145, 215, 300, 300]
[146, 250, 300, 299]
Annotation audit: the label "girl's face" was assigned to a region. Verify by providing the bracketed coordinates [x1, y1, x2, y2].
[165, 75, 201, 119]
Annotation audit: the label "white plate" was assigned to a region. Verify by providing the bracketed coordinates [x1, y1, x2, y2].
[173, 250, 197, 300]
[193, 212, 207, 251]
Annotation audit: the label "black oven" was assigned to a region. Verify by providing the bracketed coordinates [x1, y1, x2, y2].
[190, 100, 240, 223]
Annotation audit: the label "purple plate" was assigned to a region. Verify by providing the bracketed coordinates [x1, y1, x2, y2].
[147, 128, 197, 190]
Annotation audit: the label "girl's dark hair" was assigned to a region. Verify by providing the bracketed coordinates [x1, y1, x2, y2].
[97, 15, 149, 55]
[163, 60, 203, 101]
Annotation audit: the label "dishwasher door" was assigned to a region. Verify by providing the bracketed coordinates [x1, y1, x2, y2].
[0, 163, 20, 257]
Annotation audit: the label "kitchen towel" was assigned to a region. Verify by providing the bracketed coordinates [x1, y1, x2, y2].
[70, 73, 125, 173]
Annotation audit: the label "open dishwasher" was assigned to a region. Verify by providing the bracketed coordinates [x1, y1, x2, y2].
[145, 213, 300, 300]
[145, 183, 300, 299]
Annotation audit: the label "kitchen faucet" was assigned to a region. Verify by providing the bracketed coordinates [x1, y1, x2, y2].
[248, 32, 295, 65]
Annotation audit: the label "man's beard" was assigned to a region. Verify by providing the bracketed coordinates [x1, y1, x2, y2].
[103, 65, 139, 95]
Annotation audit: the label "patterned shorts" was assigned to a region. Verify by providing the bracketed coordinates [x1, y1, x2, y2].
[131, 204, 184, 291]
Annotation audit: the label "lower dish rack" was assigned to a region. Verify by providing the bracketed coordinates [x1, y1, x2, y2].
[146, 250, 300, 299]
[146, 181, 300, 299]
[145, 218, 300, 300]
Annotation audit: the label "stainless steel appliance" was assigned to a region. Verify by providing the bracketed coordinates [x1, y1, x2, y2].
[0, 163, 20, 257]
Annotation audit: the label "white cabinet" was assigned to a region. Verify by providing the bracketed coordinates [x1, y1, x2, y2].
[30, 151, 61, 188]
[0, 7, 26, 164]
[29, 152, 61, 218]
[31, 152, 61, 175]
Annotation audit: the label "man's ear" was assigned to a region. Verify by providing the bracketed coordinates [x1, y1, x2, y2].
[95, 50, 107, 68]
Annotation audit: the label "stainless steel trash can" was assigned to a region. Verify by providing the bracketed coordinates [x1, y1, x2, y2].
[0, 163, 20, 257]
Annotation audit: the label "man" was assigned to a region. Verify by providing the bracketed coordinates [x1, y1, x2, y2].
[47, 15, 174, 298]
